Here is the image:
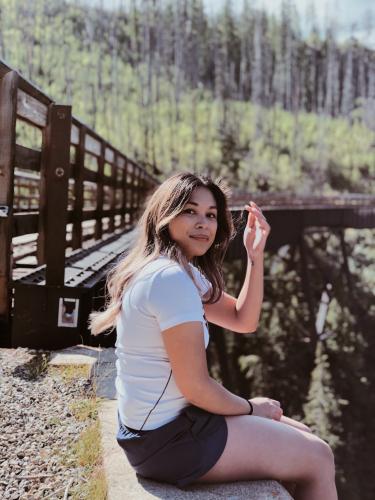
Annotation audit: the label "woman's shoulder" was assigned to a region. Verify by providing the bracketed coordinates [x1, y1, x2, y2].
[134, 255, 186, 284]
[151, 257, 192, 282]
[122, 257, 188, 303]
[145, 255, 181, 274]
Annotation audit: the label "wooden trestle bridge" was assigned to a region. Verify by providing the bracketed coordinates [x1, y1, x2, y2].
[1, 59, 374, 350]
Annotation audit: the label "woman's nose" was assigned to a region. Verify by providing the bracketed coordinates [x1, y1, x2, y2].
[195, 215, 209, 226]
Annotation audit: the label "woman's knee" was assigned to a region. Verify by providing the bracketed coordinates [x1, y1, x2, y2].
[307, 439, 336, 479]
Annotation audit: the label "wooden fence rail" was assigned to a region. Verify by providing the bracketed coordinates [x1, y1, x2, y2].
[0, 59, 159, 344]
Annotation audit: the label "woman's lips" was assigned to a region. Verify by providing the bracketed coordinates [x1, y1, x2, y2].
[190, 236, 209, 241]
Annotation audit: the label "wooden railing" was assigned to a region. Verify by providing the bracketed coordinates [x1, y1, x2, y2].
[0, 59, 159, 339]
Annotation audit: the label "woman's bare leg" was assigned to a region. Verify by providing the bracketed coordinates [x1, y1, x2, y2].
[196, 415, 337, 500]
[278, 415, 316, 496]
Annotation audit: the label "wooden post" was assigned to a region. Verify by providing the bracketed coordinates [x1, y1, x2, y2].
[37, 104, 72, 285]
[95, 142, 105, 240]
[129, 162, 135, 227]
[133, 166, 141, 222]
[109, 152, 117, 233]
[139, 171, 145, 217]
[121, 157, 128, 228]
[72, 125, 86, 249]
[0, 70, 18, 341]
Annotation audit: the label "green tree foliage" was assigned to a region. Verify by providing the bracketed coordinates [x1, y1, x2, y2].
[1, 0, 373, 189]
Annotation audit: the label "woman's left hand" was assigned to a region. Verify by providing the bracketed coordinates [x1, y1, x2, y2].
[243, 201, 271, 260]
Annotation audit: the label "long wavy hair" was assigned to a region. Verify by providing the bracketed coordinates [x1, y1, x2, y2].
[89, 172, 236, 336]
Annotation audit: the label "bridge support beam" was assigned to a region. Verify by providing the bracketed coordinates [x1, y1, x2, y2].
[0, 70, 18, 345]
[299, 232, 318, 350]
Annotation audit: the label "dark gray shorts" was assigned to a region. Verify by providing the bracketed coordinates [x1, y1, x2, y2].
[116, 405, 228, 488]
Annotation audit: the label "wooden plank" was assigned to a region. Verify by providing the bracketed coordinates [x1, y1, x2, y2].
[37, 104, 72, 285]
[17, 75, 53, 106]
[83, 168, 98, 184]
[17, 88, 48, 127]
[0, 70, 19, 333]
[103, 175, 117, 188]
[0, 60, 12, 79]
[14, 144, 41, 171]
[74, 208, 135, 222]
[82, 167, 120, 187]
[230, 193, 375, 211]
[72, 116, 103, 145]
[0, 61, 52, 105]
[13, 213, 38, 236]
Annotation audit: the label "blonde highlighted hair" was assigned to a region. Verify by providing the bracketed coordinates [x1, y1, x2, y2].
[89, 172, 235, 336]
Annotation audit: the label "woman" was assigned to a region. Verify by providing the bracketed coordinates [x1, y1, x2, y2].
[90, 172, 337, 499]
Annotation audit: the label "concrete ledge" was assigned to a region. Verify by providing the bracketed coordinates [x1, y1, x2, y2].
[99, 399, 293, 500]
[50, 346, 292, 499]
[49, 345, 117, 398]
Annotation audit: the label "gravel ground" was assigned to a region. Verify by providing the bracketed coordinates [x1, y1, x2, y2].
[0, 348, 95, 499]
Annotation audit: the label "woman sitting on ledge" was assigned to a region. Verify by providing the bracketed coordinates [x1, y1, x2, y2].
[90, 172, 337, 500]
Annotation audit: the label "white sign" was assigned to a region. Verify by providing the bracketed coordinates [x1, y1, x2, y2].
[57, 298, 79, 328]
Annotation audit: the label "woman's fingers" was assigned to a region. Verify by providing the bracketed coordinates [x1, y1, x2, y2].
[245, 206, 263, 230]
[251, 208, 267, 226]
[243, 202, 269, 252]
[246, 202, 268, 228]
[243, 229, 256, 247]
[244, 206, 256, 229]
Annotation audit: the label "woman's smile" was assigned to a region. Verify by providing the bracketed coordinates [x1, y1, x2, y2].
[190, 235, 210, 241]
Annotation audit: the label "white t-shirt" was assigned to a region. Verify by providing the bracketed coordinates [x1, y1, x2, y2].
[115, 255, 212, 430]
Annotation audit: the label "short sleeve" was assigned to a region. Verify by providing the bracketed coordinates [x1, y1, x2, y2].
[147, 266, 204, 331]
[189, 264, 212, 297]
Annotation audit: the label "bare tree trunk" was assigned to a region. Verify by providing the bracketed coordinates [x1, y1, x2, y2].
[341, 43, 353, 117]
[252, 12, 262, 139]
[109, 2, 119, 145]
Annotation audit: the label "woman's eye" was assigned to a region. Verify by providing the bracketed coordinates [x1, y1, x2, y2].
[182, 209, 216, 219]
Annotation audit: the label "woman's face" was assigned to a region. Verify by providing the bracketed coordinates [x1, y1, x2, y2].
[168, 186, 218, 260]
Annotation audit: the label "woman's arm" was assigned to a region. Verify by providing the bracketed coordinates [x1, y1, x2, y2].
[236, 252, 264, 331]
[162, 321, 282, 419]
[204, 201, 270, 334]
[204, 253, 264, 333]
[162, 320, 250, 415]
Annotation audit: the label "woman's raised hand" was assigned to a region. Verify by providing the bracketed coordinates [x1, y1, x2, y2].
[243, 201, 271, 261]
[249, 396, 283, 420]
